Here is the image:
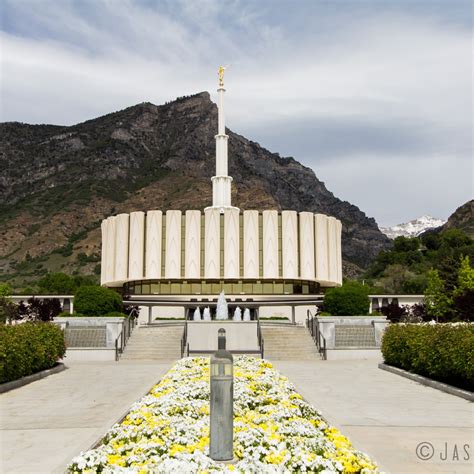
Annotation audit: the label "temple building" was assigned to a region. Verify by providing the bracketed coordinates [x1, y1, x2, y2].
[100, 69, 342, 314]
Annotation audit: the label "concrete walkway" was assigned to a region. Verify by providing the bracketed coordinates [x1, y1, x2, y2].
[0, 360, 172, 473]
[1, 357, 472, 473]
[274, 358, 474, 474]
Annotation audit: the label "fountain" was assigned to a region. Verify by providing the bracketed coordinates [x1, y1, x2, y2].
[215, 291, 229, 320]
[203, 307, 212, 321]
[233, 307, 242, 321]
[243, 308, 251, 321]
[193, 307, 201, 321]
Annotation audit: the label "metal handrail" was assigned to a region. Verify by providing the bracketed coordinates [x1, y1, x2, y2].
[181, 320, 188, 358]
[306, 309, 327, 360]
[114, 309, 138, 361]
[256, 309, 264, 358]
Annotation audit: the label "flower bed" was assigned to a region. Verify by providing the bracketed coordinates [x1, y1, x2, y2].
[69, 357, 377, 473]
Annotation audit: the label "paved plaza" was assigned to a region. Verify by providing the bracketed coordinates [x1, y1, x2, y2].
[0, 361, 172, 474]
[1, 357, 472, 473]
[274, 358, 473, 473]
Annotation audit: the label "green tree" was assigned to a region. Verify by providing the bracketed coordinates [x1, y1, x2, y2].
[378, 264, 411, 294]
[452, 256, 474, 321]
[324, 281, 370, 316]
[37, 273, 97, 295]
[0, 283, 12, 298]
[74, 286, 123, 316]
[393, 236, 420, 252]
[440, 229, 471, 249]
[0, 283, 16, 324]
[38, 273, 76, 294]
[424, 269, 451, 321]
[453, 256, 474, 296]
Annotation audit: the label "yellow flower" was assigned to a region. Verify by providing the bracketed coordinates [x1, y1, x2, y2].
[107, 454, 125, 466]
[169, 444, 187, 457]
[265, 450, 287, 464]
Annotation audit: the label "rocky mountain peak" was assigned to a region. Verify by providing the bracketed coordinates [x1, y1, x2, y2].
[380, 215, 446, 239]
[0, 92, 391, 288]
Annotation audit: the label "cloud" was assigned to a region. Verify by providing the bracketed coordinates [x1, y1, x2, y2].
[1, 0, 472, 225]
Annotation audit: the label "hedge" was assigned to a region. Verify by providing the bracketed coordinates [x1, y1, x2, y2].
[74, 285, 122, 316]
[323, 281, 370, 316]
[0, 322, 66, 383]
[381, 324, 474, 391]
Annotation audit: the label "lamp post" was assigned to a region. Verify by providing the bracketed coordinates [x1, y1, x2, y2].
[210, 328, 234, 461]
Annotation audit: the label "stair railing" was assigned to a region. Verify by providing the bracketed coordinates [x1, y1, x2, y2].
[115, 309, 138, 361]
[180, 320, 188, 358]
[256, 309, 264, 359]
[306, 309, 327, 360]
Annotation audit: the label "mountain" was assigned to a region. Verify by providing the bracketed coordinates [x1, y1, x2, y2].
[0, 92, 390, 289]
[435, 200, 474, 238]
[380, 215, 446, 239]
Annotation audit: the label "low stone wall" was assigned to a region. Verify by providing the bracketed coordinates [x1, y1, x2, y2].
[54, 317, 125, 348]
[187, 321, 259, 352]
[316, 316, 389, 350]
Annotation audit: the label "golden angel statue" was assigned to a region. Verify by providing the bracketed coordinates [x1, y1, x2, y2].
[218, 65, 228, 87]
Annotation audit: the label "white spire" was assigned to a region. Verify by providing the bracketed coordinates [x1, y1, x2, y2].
[205, 67, 239, 213]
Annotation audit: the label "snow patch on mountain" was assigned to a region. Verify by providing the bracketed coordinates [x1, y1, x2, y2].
[380, 215, 446, 239]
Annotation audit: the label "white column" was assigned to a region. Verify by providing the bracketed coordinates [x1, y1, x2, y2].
[114, 214, 129, 281]
[299, 212, 315, 280]
[218, 87, 225, 135]
[314, 214, 329, 283]
[100, 220, 107, 285]
[185, 210, 201, 279]
[165, 211, 182, 279]
[282, 211, 298, 278]
[263, 210, 278, 278]
[145, 210, 162, 279]
[335, 219, 343, 285]
[224, 208, 240, 278]
[207, 82, 238, 212]
[205, 208, 220, 278]
[327, 216, 338, 285]
[128, 211, 145, 280]
[243, 210, 259, 278]
[105, 216, 116, 283]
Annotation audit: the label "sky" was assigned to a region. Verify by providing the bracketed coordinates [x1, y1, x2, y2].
[1, 0, 472, 227]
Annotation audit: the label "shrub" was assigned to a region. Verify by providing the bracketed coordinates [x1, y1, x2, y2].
[17, 297, 62, 321]
[323, 281, 370, 316]
[74, 286, 122, 316]
[381, 302, 408, 322]
[0, 322, 66, 383]
[381, 324, 474, 390]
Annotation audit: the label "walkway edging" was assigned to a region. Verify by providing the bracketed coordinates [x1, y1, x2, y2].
[379, 363, 473, 402]
[0, 363, 67, 394]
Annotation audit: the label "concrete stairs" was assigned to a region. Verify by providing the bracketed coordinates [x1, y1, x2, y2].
[261, 325, 321, 360]
[120, 325, 184, 360]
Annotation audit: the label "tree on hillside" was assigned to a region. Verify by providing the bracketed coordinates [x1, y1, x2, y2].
[365, 229, 474, 295]
[37, 272, 97, 294]
[452, 256, 474, 321]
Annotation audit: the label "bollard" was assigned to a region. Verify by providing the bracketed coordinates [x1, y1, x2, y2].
[210, 328, 234, 461]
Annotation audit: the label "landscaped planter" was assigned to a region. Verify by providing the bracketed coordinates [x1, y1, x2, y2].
[69, 356, 378, 473]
